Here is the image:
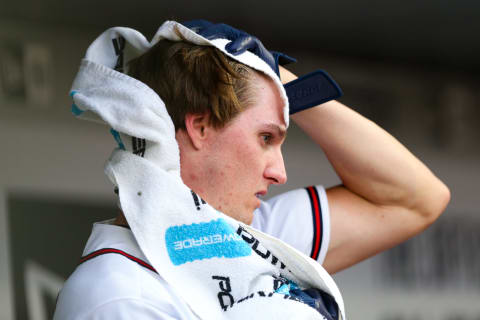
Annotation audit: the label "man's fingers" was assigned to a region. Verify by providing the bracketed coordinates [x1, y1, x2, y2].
[181, 19, 214, 33]
[183, 20, 286, 76]
[271, 51, 297, 66]
[189, 23, 247, 41]
[225, 36, 258, 55]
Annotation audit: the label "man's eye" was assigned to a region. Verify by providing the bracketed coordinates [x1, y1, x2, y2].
[261, 134, 272, 143]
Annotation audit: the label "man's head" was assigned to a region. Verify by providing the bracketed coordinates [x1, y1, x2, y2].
[128, 39, 256, 130]
[128, 39, 287, 224]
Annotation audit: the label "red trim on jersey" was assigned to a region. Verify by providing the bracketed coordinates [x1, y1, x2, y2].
[306, 186, 323, 260]
[79, 248, 157, 273]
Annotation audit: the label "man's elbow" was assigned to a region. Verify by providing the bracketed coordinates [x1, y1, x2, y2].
[417, 180, 451, 226]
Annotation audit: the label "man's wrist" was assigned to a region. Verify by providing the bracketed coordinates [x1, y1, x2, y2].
[279, 66, 297, 84]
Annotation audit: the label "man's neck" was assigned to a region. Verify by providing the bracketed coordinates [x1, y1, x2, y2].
[114, 212, 129, 227]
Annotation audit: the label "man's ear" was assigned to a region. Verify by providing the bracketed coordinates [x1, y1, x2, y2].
[184, 113, 212, 150]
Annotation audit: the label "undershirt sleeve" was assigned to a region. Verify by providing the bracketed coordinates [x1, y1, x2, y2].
[251, 185, 330, 265]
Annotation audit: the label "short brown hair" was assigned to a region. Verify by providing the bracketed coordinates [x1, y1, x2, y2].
[127, 38, 258, 130]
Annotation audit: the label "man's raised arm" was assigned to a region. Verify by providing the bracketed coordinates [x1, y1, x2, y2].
[280, 67, 451, 274]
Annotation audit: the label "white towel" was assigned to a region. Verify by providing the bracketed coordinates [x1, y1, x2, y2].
[70, 20, 346, 320]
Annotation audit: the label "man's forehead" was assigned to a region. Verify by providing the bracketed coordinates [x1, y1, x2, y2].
[252, 71, 289, 125]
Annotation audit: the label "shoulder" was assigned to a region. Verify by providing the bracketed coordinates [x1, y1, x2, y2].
[54, 223, 193, 319]
[253, 187, 312, 228]
[54, 253, 182, 319]
[252, 185, 330, 264]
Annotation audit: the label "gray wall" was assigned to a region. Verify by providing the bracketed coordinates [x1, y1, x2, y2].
[1, 17, 479, 320]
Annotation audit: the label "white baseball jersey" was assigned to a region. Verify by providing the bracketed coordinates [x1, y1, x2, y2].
[53, 185, 330, 319]
[251, 185, 330, 264]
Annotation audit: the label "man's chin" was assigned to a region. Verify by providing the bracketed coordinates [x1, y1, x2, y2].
[243, 207, 256, 225]
[222, 208, 254, 225]
[213, 201, 255, 225]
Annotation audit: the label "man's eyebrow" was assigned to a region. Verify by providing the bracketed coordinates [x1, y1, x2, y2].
[261, 123, 287, 139]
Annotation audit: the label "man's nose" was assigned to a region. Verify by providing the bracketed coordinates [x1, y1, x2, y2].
[264, 150, 287, 185]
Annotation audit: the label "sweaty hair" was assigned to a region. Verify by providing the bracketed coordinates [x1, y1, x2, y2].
[127, 35, 258, 130]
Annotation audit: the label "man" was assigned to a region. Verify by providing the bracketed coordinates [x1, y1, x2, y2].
[54, 20, 449, 319]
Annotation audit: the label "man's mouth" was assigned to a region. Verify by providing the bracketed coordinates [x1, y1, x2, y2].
[255, 191, 267, 199]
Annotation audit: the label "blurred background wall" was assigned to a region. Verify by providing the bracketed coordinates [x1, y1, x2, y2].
[1, 1, 479, 319]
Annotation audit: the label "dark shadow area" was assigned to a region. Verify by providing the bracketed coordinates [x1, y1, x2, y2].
[8, 195, 117, 320]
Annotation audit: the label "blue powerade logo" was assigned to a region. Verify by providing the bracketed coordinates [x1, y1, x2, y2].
[165, 218, 252, 266]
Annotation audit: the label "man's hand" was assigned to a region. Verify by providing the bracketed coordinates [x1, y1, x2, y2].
[183, 20, 342, 114]
[182, 19, 295, 76]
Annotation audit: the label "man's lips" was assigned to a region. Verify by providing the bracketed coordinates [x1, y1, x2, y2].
[255, 190, 267, 199]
